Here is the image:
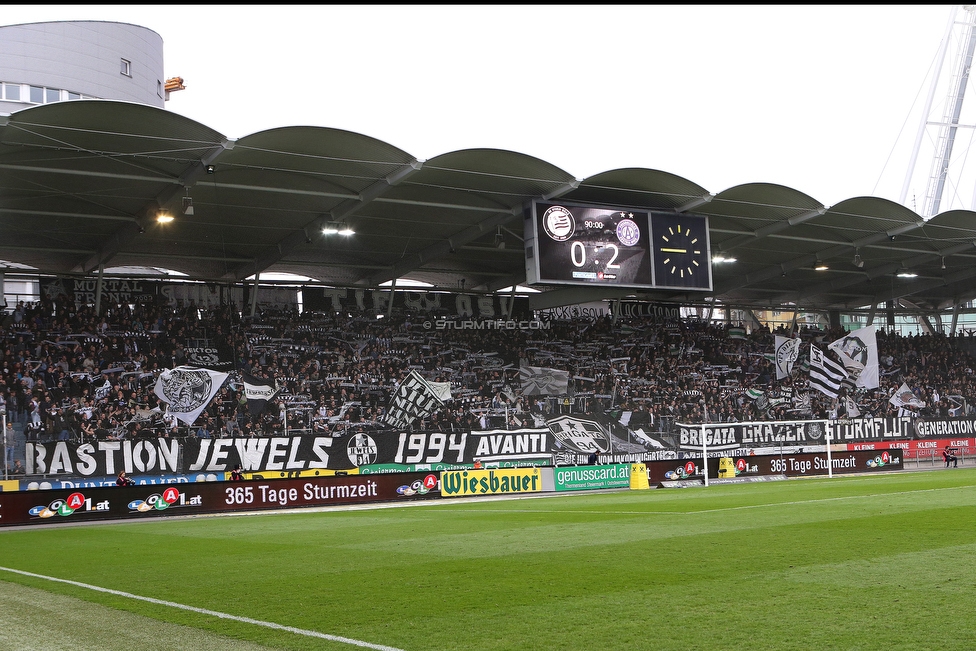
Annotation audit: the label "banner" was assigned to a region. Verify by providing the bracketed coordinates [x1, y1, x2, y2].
[302, 288, 530, 319]
[384, 370, 450, 429]
[153, 366, 229, 426]
[913, 417, 976, 438]
[184, 346, 235, 372]
[553, 464, 631, 491]
[439, 467, 542, 497]
[829, 325, 879, 389]
[41, 278, 246, 309]
[23, 416, 918, 478]
[520, 366, 570, 396]
[676, 417, 913, 452]
[0, 472, 441, 527]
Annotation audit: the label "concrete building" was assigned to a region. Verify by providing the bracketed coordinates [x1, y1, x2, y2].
[0, 20, 164, 114]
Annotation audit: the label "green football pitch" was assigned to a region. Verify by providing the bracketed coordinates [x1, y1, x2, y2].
[2, 468, 975, 651]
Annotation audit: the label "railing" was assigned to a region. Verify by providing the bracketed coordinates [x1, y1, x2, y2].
[909, 446, 970, 468]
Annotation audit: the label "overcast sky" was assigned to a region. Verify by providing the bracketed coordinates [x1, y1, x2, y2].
[3, 5, 970, 211]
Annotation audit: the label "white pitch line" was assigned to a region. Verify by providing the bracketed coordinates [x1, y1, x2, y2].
[0, 565, 405, 651]
[430, 484, 976, 516]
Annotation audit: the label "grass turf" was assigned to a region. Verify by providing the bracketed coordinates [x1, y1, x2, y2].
[1, 468, 975, 650]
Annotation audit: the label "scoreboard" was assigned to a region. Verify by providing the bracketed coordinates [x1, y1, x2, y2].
[524, 201, 712, 291]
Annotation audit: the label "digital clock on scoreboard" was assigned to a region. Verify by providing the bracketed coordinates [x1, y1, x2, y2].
[527, 202, 653, 288]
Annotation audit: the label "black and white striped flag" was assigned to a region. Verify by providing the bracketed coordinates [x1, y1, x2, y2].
[808, 345, 848, 399]
[383, 370, 451, 430]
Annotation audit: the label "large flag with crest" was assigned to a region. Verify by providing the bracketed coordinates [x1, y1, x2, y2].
[774, 336, 800, 379]
[889, 382, 925, 410]
[383, 370, 452, 429]
[153, 366, 229, 426]
[828, 325, 879, 389]
[519, 366, 570, 396]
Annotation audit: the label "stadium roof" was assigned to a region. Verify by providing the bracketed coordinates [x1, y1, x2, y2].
[3, 100, 976, 314]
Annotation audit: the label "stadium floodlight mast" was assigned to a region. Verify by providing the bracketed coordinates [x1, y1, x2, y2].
[691, 418, 837, 486]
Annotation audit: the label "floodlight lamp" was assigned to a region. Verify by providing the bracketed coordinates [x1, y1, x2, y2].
[205, 165, 215, 174]
[853, 253, 863, 268]
[814, 261, 829, 271]
[896, 269, 917, 278]
[182, 196, 194, 216]
[337, 221, 355, 236]
[156, 212, 174, 224]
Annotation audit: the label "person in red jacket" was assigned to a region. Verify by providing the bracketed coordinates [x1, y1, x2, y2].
[943, 446, 958, 468]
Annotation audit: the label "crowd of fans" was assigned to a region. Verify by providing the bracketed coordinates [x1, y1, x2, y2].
[2, 291, 976, 454]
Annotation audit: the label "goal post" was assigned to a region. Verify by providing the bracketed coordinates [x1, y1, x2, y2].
[688, 417, 839, 486]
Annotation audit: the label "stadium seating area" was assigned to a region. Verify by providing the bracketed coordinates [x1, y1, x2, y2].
[3, 291, 975, 469]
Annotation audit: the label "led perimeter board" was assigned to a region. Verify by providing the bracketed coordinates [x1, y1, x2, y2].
[524, 201, 712, 291]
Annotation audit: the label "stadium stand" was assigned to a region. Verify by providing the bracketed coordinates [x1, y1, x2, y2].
[3, 289, 974, 473]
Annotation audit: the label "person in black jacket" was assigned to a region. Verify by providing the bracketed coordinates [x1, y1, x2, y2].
[116, 470, 135, 486]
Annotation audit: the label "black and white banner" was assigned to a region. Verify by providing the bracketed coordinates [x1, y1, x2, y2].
[302, 288, 530, 319]
[184, 346, 235, 372]
[153, 366, 229, 426]
[383, 371, 451, 429]
[25, 414, 920, 477]
[676, 417, 914, 452]
[241, 372, 280, 416]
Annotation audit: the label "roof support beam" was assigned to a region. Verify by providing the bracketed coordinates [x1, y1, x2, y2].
[223, 159, 424, 281]
[770, 239, 976, 304]
[0, 208, 136, 223]
[714, 220, 927, 294]
[716, 206, 827, 252]
[72, 140, 236, 274]
[364, 179, 579, 286]
[675, 193, 714, 213]
[869, 265, 976, 306]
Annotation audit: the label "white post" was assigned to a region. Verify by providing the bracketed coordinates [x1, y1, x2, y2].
[825, 428, 833, 479]
[2, 411, 7, 481]
[701, 422, 709, 487]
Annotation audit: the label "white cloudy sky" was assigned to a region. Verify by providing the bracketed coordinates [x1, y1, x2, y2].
[4, 5, 971, 211]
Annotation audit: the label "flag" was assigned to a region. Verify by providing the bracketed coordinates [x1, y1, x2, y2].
[728, 327, 747, 340]
[755, 393, 770, 412]
[384, 370, 450, 429]
[519, 365, 570, 396]
[93, 378, 113, 401]
[844, 395, 861, 418]
[808, 345, 848, 399]
[829, 325, 879, 389]
[889, 382, 925, 409]
[746, 388, 764, 400]
[947, 394, 965, 417]
[774, 336, 800, 379]
[241, 372, 280, 416]
[153, 366, 229, 426]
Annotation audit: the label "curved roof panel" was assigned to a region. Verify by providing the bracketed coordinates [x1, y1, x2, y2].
[4, 101, 976, 312]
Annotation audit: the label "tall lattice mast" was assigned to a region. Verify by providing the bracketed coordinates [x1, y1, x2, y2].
[900, 6, 976, 217]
